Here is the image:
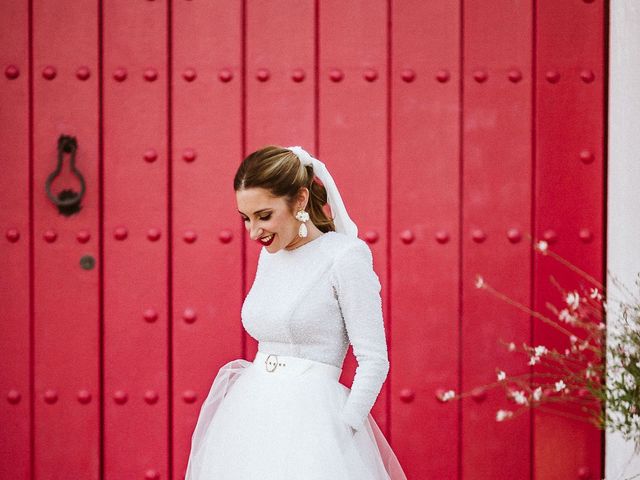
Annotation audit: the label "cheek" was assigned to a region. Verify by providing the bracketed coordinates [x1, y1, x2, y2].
[267, 215, 283, 229]
[266, 220, 279, 232]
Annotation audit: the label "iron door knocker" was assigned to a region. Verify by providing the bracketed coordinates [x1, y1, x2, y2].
[45, 134, 86, 216]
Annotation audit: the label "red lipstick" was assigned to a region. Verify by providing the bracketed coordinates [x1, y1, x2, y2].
[257, 234, 275, 246]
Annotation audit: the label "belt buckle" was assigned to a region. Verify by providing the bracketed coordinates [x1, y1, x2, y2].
[265, 354, 279, 373]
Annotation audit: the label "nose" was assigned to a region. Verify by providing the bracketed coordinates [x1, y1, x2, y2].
[248, 224, 263, 241]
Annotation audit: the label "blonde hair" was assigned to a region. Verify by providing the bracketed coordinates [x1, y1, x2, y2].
[234, 145, 335, 233]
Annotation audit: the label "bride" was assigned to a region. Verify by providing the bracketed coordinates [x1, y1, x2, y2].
[185, 145, 407, 479]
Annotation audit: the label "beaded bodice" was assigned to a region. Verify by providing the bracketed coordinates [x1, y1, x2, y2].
[241, 231, 389, 431]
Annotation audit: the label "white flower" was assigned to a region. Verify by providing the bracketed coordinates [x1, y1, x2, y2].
[623, 374, 636, 390]
[535, 240, 548, 253]
[565, 291, 580, 310]
[512, 390, 528, 405]
[534, 345, 548, 357]
[440, 390, 456, 402]
[555, 380, 566, 392]
[558, 308, 577, 325]
[497, 370, 506, 381]
[508, 342, 516, 352]
[569, 335, 578, 344]
[496, 409, 513, 422]
[597, 322, 605, 331]
[532, 386, 542, 401]
[589, 287, 600, 300]
[528, 356, 540, 366]
[474, 275, 484, 288]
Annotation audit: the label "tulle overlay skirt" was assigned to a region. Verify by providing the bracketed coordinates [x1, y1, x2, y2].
[185, 351, 407, 480]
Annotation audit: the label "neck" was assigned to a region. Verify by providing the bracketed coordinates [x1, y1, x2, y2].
[285, 224, 323, 250]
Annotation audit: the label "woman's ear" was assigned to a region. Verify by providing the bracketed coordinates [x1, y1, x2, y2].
[297, 187, 309, 209]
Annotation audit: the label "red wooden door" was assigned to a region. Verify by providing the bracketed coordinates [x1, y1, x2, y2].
[0, 1, 605, 479]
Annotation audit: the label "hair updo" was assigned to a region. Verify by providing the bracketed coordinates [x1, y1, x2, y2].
[233, 145, 336, 233]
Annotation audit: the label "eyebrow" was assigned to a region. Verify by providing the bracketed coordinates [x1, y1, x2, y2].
[237, 208, 271, 216]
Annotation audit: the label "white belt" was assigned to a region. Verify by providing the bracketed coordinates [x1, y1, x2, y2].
[253, 350, 342, 380]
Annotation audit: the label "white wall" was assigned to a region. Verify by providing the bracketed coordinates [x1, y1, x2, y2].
[606, 1, 640, 478]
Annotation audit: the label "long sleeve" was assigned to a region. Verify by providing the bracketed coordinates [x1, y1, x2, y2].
[330, 239, 389, 432]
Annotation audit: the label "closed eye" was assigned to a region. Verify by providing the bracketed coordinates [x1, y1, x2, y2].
[241, 214, 271, 222]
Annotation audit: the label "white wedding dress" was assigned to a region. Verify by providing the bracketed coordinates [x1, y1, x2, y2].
[185, 231, 407, 479]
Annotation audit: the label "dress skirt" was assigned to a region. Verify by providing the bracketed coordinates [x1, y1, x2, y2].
[185, 350, 407, 480]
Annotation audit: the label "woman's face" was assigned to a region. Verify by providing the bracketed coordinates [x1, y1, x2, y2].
[236, 187, 306, 252]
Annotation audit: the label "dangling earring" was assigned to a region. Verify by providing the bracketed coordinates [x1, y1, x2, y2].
[295, 209, 309, 238]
